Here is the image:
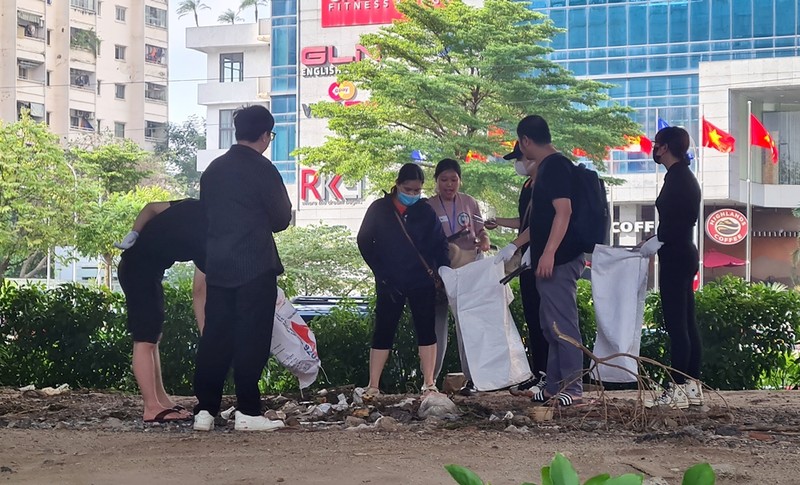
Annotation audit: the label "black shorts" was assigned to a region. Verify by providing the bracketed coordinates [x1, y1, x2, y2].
[118, 258, 166, 344]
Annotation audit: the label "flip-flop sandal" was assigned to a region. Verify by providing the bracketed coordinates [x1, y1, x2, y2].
[530, 389, 548, 403]
[548, 392, 583, 407]
[172, 405, 187, 412]
[144, 409, 192, 423]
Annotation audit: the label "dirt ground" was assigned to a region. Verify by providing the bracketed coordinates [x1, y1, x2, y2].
[1, 387, 799, 484]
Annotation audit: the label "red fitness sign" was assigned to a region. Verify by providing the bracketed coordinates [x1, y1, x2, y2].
[705, 209, 748, 245]
[320, 0, 444, 28]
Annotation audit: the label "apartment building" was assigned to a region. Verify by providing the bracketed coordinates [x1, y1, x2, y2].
[0, 0, 169, 150]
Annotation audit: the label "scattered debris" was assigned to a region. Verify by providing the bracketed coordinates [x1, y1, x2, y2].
[417, 394, 459, 419]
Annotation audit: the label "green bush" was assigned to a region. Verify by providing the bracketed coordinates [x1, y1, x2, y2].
[2, 274, 799, 394]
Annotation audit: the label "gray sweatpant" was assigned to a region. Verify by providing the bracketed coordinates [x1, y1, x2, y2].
[536, 255, 584, 397]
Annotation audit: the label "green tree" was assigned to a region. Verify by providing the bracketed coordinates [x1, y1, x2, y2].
[76, 186, 173, 287]
[296, 0, 640, 203]
[275, 225, 371, 297]
[217, 8, 243, 24]
[240, 0, 268, 22]
[0, 113, 91, 280]
[70, 138, 150, 195]
[176, 0, 211, 27]
[155, 116, 206, 197]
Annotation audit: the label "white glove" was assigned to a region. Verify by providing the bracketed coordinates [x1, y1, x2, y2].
[493, 243, 518, 264]
[521, 247, 531, 267]
[114, 230, 139, 250]
[638, 237, 663, 258]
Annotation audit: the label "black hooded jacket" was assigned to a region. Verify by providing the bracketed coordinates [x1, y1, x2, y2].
[357, 193, 450, 292]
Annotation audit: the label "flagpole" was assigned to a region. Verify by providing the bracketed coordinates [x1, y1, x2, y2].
[746, 100, 753, 283]
[608, 155, 615, 247]
[653, 108, 660, 291]
[698, 106, 705, 289]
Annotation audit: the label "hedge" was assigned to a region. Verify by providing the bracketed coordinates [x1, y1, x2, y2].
[0, 275, 798, 394]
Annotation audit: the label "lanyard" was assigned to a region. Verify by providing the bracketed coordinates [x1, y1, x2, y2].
[439, 195, 458, 235]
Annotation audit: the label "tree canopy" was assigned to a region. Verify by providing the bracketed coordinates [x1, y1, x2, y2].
[296, 0, 640, 200]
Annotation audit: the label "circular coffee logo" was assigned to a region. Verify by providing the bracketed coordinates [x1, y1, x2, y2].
[705, 209, 748, 245]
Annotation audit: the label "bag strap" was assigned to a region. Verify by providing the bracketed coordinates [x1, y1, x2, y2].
[392, 210, 439, 282]
[521, 201, 532, 228]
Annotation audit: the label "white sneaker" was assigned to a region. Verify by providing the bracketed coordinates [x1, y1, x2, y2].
[644, 384, 689, 410]
[234, 411, 285, 432]
[193, 410, 215, 432]
[682, 379, 705, 406]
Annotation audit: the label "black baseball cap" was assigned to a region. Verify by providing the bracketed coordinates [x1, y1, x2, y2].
[503, 141, 523, 160]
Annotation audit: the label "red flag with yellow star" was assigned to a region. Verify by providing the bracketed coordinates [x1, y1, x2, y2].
[701, 118, 736, 153]
[750, 114, 779, 163]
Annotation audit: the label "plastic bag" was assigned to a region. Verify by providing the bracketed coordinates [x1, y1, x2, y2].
[589, 245, 650, 383]
[272, 288, 321, 389]
[439, 258, 532, 391]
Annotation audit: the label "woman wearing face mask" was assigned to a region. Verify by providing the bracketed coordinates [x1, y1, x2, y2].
[426, 158, 490, 395]
[488, 141, 547, 396]
[641, 126, 702, 410]
[357, 163, 450, 398]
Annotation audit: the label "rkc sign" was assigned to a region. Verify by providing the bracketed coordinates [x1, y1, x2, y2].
[300, 168, 363, 204]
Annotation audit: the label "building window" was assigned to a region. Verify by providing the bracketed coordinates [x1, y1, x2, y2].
[96, 1, 102, 16]
[219, 110, 235, 148]
[17, 11, 45, 40]
[219, 53, 244, 82]
[145, 6, 167, 28]
[145, 121, 165, 141]
[115, 6, 126, 21]
[70, 0, 97, 13]
[115, 84, 125, 99]
[145, 82, 167, 102]
[145, 44, 167, 65]
[46, 70, 51, 86]
[70, 68, 93, 89]
[46, 29, 51, 45]
[17, 59, 44, 83]
[17, 101, 45, 122]
[114, 45, 126, 60]
[97, 80, 101, 94]
[69, 109, 95, 131]
[114, 122, 125, 138]
[46, 112, 51, 126]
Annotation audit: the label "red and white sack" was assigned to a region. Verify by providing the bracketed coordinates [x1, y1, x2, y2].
[272, 288, 321, 389]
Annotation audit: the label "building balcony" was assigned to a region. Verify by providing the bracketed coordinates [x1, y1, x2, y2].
[16, 35, 46, 57]
[186, 23, 268, 53]
[198, 78, 259, 105]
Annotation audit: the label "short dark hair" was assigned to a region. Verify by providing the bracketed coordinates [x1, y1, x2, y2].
[396, 162, 425, 185]
[655, 126, 691, 162]
[434, 158, 461, 179]
[516, 115, 552, 145]
[234, 105, 275, 142]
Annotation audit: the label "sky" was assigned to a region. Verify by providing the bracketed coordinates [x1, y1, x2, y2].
[168, 0, 260, 123]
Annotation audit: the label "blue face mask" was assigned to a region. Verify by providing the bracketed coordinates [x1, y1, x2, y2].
[397, 191, 421, 206]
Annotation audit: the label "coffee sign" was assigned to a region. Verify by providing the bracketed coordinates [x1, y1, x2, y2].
[705, 209, 748, 245]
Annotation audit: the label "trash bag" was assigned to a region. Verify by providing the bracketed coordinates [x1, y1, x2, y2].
[589, 245, 649, 384]
[439, 258, 532, 391]
[272, 288, 321, 389]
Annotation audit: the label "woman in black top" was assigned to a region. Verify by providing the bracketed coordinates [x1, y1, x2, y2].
[646, 126, 703, 409]
[357, 163, 449, 398]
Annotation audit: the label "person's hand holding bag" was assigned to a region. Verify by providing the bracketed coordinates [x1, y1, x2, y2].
[493, 243, 518, 264]
[638, 236, 663, 258]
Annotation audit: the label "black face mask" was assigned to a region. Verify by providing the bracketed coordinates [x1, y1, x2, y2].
[653, 144, 663, 165]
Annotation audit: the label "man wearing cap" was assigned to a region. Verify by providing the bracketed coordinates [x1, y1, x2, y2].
[487, 142, 547, 396]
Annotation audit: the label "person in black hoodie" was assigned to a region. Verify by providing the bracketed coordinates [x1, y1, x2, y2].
[357, 163, 449, 398]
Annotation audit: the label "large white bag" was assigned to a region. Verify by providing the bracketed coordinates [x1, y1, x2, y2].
[439, 258, 532, 391]
[590, 245, 650, 384]
[272, 288, 321, 389]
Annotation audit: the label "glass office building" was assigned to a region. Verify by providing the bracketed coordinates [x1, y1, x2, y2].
[271, 0, 298, 184]
[531, 0, 800, 174]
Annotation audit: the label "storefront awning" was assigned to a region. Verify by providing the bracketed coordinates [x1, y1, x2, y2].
[704, 251, 745, 269]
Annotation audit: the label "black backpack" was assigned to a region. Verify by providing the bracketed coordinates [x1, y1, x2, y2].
[570, 163, 610, 253]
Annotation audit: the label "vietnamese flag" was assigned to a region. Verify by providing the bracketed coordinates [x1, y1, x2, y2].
[465, 150, 487, 163]
[617, 135, 652, 154]
[701, 118, 736, 153]
[750, 114, 779, 163]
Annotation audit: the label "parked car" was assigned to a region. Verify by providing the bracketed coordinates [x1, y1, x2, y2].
[290, 296, 370, 323]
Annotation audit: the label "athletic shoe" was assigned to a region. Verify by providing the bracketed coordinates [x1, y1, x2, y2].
[234, 411, 285, 432]
[459, 380, 477, 396]
[510, 372, 546, 397]
[193, 410, 215, 432]
[644, 383, 689, 410]
[682, 379, 705, 406]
